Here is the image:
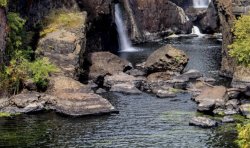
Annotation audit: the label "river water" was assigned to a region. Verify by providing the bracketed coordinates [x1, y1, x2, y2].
[0, 38, 237, 147]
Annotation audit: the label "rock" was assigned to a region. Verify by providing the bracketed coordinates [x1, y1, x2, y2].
[125, 69, 146, 77]
[222, 116, 235, 123]
[195, 86, 228, 112]
[197, 77, 216, 83]
[182, 69, 203, 79]
[144, 45, 188, 74]
[156, 89, 177, 98]
[227, 88, 241, 99]
[239, 100, 250, 119]
[189, 117, 218, 128]
[96, 88, 107, 94]
[88, 52, 132, 81]
[128, 0, 193, 41]
[188, 81, 212, 97]
[52, 93, 115, 116]
[231, 66, 250, 89]
[37, 12, 87, 79]
[24, 79, 37, 91]
[49, 76, 93, 94]
[104, 73, 143, 88]
[110, 83, 142, 94]
[198, 101, 216, 112]
[213, 0, 236, 77]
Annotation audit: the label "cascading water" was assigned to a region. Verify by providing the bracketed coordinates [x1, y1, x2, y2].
[192, 26, 204, 37]
[193, 0, 211, 8]
[115, 4, 137, 52]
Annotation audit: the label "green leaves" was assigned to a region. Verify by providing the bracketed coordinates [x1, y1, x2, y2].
[236, 123, 250, 148]
[229, 13, 250, 66]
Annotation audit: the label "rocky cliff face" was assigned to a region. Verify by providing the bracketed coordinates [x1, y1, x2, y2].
[127, 0, 192, 41]
[0, 8, 7, 65]
[213, 0, 235, 77]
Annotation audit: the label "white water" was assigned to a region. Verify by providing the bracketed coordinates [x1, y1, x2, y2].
[115, 4, 137, 52]
[193, 0, 211, 8]
[192, 26, 204, 37]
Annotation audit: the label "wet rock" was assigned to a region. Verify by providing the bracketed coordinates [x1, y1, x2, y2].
[182, 69, 203, 79]
[144, 45, 188, 74]
[222, 116, 235, 123]
[52, 93, 115, 116]
[195, 86, 228, 113]
[198, 101, 216, 112]
[110, 83, 142, 94]
[239, 100, 250, 119]
[189, 116, 218, 128]
[188, 81, 212, 97]
[88, 52, 132, 81]
[156, 89, 177, 98]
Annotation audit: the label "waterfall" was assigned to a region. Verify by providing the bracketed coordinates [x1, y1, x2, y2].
[115, 4, 136, 52]
[193, 0, 211, 8]
[192, 26, 203, 37]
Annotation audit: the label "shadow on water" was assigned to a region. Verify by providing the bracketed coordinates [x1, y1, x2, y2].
[0, 38, 237, 147]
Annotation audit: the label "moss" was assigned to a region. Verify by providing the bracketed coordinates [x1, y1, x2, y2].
[0, 0, 7, 7]
[40, 10, 85, 37]
[0, 112, 20, 117]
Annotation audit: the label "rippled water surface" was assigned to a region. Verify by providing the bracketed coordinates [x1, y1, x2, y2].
[0, 38, 237, 147]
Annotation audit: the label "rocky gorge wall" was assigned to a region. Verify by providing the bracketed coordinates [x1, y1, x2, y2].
[212, 0, 235, 77]
[0, 8, 7, 65]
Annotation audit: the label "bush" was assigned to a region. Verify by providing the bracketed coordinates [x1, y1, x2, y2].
[0, 12, 58, 95]
[229, 13, 250, 66]
[236, 122, 250, 148]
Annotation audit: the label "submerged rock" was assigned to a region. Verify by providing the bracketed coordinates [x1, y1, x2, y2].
[144, 45, 188, 74]
[189, 116, 218, 128]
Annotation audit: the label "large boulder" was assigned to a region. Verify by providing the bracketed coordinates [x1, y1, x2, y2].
[240, 100, 250, 119]
[37, 12, 87, 79]
[104, 73, 144, 94]
[145, 45, 188, 74]
[194, 86, 228, 112]
[88, 52, 132, 81]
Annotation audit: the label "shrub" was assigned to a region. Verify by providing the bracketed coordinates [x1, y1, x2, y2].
[229, 13, 250, 66]
[236, 122, 250, 148]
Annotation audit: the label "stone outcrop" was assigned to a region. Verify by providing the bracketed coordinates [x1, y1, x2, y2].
[145, 45, 188, 74]
[213, 0, 235, 77]
[88, 52, 132, 82]
[0, 8, 7, 65]
[37, 12, 87, 79]
[231, 66, 250, 89]
[194, 86, 228, 112]
[127, 0, 192, 41]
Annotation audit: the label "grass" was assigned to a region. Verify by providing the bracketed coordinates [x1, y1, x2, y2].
[40, 10, 86, 37]
[0, 112, 20, 117]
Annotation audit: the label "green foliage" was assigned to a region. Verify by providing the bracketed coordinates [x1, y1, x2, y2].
[229, 13, 250, 66]
[27, 57, 58, 89]
[0, 12, 58, 95]
[0, 0, 7, 7]
[6, 12, 26, 58]
[236, 122, 250, 148]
